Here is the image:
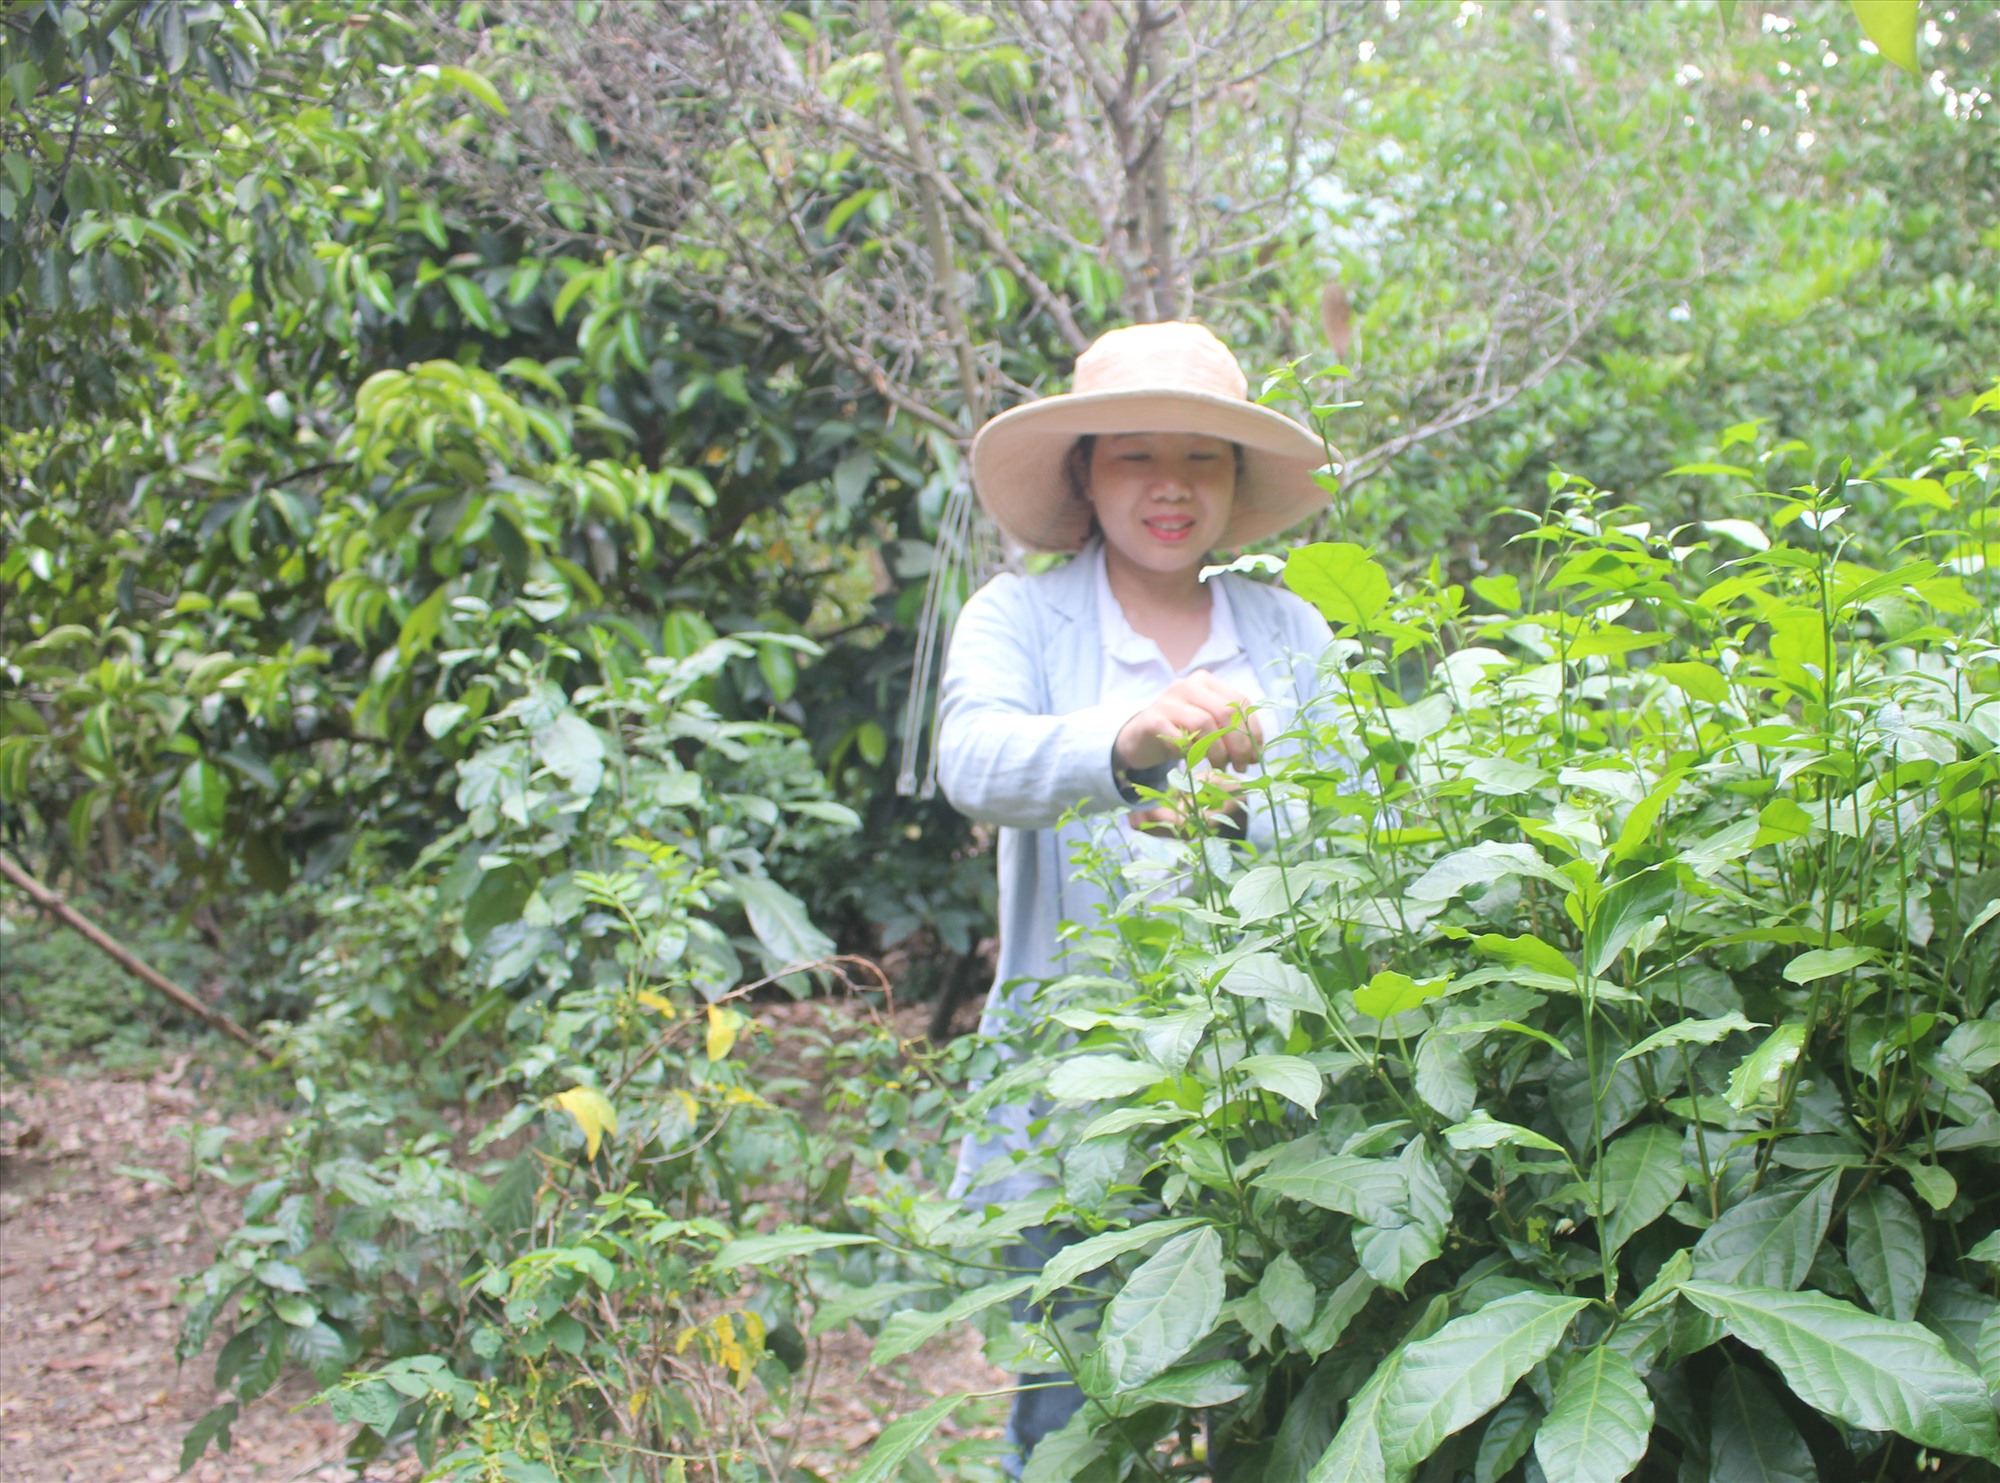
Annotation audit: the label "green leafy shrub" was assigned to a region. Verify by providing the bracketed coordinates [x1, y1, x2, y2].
[869, 402, 2000, 1481]
[173, 610, 933, 1480]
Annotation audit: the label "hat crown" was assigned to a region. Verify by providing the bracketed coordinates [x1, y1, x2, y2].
[1071, 321, 1248, 402]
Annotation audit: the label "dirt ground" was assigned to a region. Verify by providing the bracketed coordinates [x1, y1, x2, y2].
[0, 1065, 385, 1483]
[0, 1040, 1009, 1482]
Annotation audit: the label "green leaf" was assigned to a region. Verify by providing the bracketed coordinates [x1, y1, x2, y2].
[807, 1281, 937, 1339]
[1286, 542, 1391, 628]
[1978, 1306, 2000, 1398]
[1596, 1123, 1688, 1256]
[1048, 1054, 1168, 1102]
[1653, 660, 1731, 704]
[1471, 932, 1578, 984]
[870, 1277, 1033, 1366]
[1726, 1022, 1806, 1109]
[1096, 1226, 1225, 1392]
[179, 1401, 238, 1472]
[1352, 1138, 1452, 1294]
[1679, 1282, 2000, 1463]
[1618, 1013, 1760, 1064]
[1691, 1175, 1836, 1291]
[1897, 1155, 1957, 1212]
[1098, 1357, 1252, 1416]
[435, 64, 508, 113]
[1847, 1185, 1925, 1321]
[1377, 1293, 1591, 1472]
[1471, 574, 1521, 612]
[531, 713, 605, 796]
[1255, 1152, 1404, 1224]
[178, 757, 228, 849]
[1443, 1110, 1566, 1155]
[1221, 953, 1325, 1015]
[1849, 0, 1920, 71]
[1408, 842, 1571, 903]
[1532, 1344, 1653, 1483]
[710, 1229, 878, 1269]
[1309, 1345, 1404, 1483]
[1033, 1219, 1208, 1301]
[1354, 969, 1452, 1020]
[847, 1393, 969, 1483]
[1236, 1054, 1323, 1114]
[1415, 1032, 1476, 1119]
[1708, 1361, 1816, 1482]
[728, 874, 835, 969]
[1782, 946, 1877, 984]
[1473, 1394, 1541, 1483]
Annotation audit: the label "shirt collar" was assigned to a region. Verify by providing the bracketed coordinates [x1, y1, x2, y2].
[1093, 545, 1246, 675]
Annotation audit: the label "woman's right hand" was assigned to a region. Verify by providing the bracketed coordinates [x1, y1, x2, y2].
[1113, 670, 1263, 774]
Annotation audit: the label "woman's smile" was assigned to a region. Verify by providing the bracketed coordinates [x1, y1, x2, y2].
[1089, 431, 1237, 576]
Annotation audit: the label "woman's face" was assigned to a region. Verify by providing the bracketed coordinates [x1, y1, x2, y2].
[1086, 432, 1237, 575]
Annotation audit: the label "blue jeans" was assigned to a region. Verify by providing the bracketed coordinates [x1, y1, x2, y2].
[1002, 1227, 1087, 1478]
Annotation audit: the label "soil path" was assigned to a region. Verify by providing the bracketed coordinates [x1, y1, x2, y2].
[2, 1046, 1010, 1482]
[0, 1065, 398, 1483]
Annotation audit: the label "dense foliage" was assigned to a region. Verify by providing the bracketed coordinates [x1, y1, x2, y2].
[3, 0, 1997, 1479]
[869, 403, 2000, 1479]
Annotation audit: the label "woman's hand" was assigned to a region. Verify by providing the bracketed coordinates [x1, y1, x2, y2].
[1114, 670, 1262, 774]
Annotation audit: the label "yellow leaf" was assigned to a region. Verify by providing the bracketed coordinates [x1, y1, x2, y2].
[1848, 0, 1920, 72]
[551, 1086, 618, 1159]
[636, 990, 675, 1015]
[720, 1086, 772, 1110]
[706, 1005, 740, 1062]
[627, 1388, 648, 1418]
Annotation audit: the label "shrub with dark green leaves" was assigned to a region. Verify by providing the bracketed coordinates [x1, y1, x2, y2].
[861, 399, 2000, 1482]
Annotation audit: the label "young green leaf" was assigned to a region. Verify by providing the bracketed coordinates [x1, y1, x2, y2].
[1354, 969, 1452, 1020]
[1286, 542, 1391, 628]
[1849, 0, 1920, 71]
[1470, 932, 1578, 984]
[1532, 1344, 1653, 1483]
[1679, 1282, 2000, 1463]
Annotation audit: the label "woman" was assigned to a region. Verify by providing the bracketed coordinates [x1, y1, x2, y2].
[936, 321, 1335, 1470]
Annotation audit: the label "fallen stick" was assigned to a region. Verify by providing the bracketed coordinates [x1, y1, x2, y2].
[0, 852, 273, 1060]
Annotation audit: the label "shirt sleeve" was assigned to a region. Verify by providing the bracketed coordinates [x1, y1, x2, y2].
[935, 575, 1134, 829]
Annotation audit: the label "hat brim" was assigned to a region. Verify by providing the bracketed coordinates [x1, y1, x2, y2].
[970, 388, 1334, 553]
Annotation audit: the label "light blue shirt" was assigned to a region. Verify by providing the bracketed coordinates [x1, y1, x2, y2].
[936, 542, 1334, 1203]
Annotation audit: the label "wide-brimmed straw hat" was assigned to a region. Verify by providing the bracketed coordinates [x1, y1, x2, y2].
[969, 321, 1332, 554]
